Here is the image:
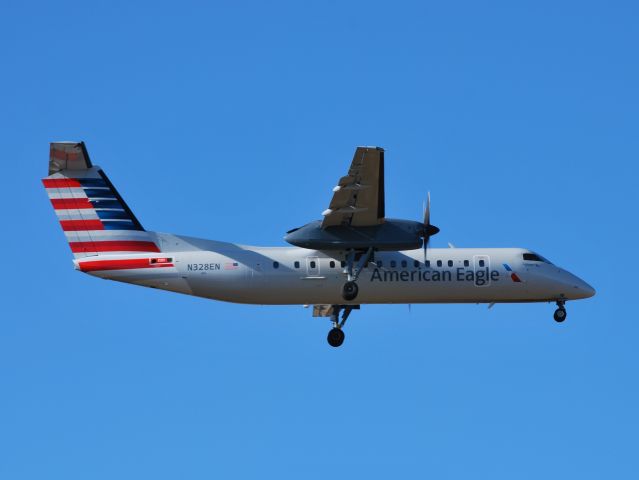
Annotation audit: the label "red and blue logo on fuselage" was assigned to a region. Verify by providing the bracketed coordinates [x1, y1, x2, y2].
[503, 263, 522, 283]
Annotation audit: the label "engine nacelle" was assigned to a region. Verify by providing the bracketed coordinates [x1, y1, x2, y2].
[284, 219, 424, 251]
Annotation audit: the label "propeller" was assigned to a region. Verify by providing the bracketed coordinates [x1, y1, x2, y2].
[421, 192, 440, 260]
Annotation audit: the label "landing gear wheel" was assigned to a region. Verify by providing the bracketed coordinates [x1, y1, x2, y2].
[327, 328, 345, 347]
[342, 281, 359, 301]
[554, 308, 567, 323]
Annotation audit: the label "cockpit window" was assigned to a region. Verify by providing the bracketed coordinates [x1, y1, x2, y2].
[523, 252, 553, 264]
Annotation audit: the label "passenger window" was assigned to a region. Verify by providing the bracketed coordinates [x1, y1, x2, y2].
[437, 260, 442, 267]
[340, 261, 346, 268]
[464, 260, 469, 267]
[377, 260, 383, 267]
[414, 260, 420, 268]
[330, 261, 335, 268]
[310, 261, 316, 268]
[401, 260, 407, 268]
[425, 260, 431, 267]
[448, 260, 453, 267]
[390, 260, 396, 268]
[294, 261, 300, 268]
[273, 261, 279, 269]
[479, 260, 485, 267]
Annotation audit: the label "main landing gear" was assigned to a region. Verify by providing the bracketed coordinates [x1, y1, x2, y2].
[326, 305, 358, 347]
[553, 300, 567, 323]
[342, 281, 358, 301]
[327, 328, 345, 347]
[341, 247, 374, 301]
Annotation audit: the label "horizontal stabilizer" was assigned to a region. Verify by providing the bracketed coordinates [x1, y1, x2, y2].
[49, 142, 93, 175]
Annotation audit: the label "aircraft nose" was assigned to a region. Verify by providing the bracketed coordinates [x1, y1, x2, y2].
[578, 279, 596, 298]
[554, 270, 595, 300]
[570, 274, 596, 299]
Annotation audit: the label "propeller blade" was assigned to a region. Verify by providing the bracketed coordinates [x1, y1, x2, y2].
[421, 192, 439, 262]
[423, 192, 431, 226]
[423, 235, 429, 261]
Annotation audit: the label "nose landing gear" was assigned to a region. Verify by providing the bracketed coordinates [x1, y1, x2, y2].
[553, 300, 567, 323]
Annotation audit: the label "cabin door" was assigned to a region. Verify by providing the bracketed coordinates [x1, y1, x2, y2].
[306, 257, 320, 277]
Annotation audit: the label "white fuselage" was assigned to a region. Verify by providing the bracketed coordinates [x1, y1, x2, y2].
[78, 233, 595, 306]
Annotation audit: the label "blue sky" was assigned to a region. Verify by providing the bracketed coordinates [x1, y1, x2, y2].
[1, 0, 638, 478]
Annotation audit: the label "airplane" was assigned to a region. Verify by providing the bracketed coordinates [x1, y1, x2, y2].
[43, 142, 595, 347]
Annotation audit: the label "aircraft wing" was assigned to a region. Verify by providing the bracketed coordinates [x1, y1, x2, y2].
[321, 146, 385, 228]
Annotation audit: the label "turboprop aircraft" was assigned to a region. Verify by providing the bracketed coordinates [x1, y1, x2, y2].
[43, 142, 595, 347]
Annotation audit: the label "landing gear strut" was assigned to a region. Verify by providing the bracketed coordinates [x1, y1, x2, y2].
[554, 300, 567, 323]
[341, 247, 374, 301]
[326, 305, 357, 347]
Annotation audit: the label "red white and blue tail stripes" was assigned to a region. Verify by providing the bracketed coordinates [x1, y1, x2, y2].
[43, 142, 160, 259]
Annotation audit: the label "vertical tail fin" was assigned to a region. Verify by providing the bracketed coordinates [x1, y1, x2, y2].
[43, 142, 160, 258]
